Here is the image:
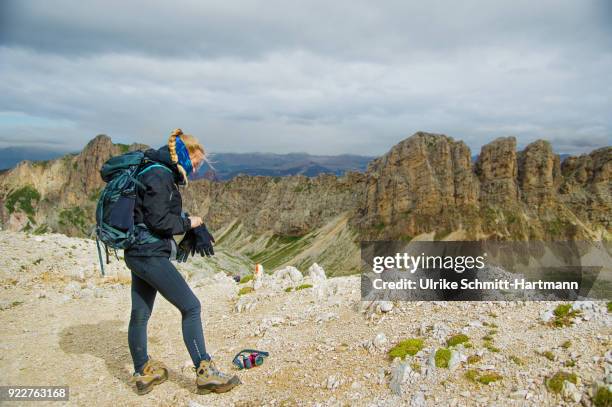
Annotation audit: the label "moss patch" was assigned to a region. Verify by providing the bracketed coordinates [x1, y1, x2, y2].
[593, 385, 611, 407]
[434, 348, 451, 368]
[484, 342, 500, 353]
[465, 369, 479, 382]
[284, 287, 293, 292]
[561, 340, 572, 349]
[510, 355, 524, 366]
[388, 338, 424, 360]
[550, 303, 581, 327]
[607, 302, 611, 313]
[238, 286, 254, 296]
[239, 274, 253, 284]
[465, 369, 502, 384]
[540, 350, 555, 361]
[467, 355, 481, 364]
[446, 334, 469, 347]
[477, 372, 503, 385]
[295, 283, 313, 291]
[545, 371, 578, 394]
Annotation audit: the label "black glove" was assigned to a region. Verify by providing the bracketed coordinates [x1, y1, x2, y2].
[177, 229, 197, 263]
[193, 225, 215, 257]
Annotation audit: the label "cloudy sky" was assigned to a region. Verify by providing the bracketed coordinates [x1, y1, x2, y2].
[1, 0, 610, 156]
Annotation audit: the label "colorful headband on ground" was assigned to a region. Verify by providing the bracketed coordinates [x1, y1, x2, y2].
[232, 349, 269, 370]
[175, 137, 193, 174]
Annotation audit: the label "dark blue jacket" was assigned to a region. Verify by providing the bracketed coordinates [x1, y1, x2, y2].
[125, 145, 191, 257]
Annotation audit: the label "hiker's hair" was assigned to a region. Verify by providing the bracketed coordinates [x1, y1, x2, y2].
[167, 128, 208, 184]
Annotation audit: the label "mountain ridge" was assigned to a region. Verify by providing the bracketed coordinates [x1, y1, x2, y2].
[0, 132, 609, 274]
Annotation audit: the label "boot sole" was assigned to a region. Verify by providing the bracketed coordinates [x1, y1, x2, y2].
[196, 379, 241, 395]
[136, 369, 169, 395]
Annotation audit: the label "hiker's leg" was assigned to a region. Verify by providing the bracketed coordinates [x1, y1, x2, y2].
[126, 259, 157, 374]
[140, 257, 210, 367]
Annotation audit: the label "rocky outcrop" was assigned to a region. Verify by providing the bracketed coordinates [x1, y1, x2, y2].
[559, 146, 612, 229]
[0, 135, 148, 235]
[517, 140, 560, 208]
[0, 132, 609, 249]
[355, 132, 479, 239]
[475, 136, 519, 207]
[184, 172, 365, 236]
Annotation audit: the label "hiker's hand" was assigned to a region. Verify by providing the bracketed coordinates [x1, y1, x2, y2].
[189, 216, 203, 228]
[194, 225, 215, 257]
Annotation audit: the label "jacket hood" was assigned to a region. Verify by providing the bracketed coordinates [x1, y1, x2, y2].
[144, 145, 186, 185]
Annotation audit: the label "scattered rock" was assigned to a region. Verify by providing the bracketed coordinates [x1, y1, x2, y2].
[389, 357, 412, 395]
[325, 375, 341, 390]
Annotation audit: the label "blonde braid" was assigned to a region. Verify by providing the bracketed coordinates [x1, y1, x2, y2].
[167, 128, 189, 185]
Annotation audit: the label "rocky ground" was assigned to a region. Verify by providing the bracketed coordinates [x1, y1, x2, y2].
[0, 230, 610, 407]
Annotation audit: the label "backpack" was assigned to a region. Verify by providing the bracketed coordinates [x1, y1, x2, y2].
[94, 151, 172, 275]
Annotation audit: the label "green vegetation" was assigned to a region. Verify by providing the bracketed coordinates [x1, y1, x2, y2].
[541, 350, 555, 361]
[250, 234, 313, 271]
[88, 187, 103, 202]
[284, 287, 293, 292]
[477, 372, 503, 385]
[388, 338, 424, 360]
[564, 359, 576, 367]
[33, 160, 51, 169]
[561, 340, 572, 349]
[295, 283, 313, 291]
[5, 185, 41, 217]
[116, 143, 130, 154]
[467, 355, 481, 364]
[484, 342, 500, 353]
[545, 371, 578, 394]
[607, 302, 611, 313]
[374, 222, 386, 231]
[545, 218, 571, 238]
[550, 303, 581, 327]
[238, 286, 254, 296]
[239, 274, 253, 284]
[58, 206, 88, 234]
[446, 334, 469, 347]
[465, 369, 502, 385]
[593, 385, 611, 407]
[434, 229, 450, 241]
[33, 224, 49, 235]
[510, 355, 524, 366]
[434, 348, 451, 368]
[410, 362, 421, 372]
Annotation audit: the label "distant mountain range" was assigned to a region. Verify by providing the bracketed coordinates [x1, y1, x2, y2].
[0, 146, 373, 180]
[0, 147, 76, 170]
[196, 152, 374, 180]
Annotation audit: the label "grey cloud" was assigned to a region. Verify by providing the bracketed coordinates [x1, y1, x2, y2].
[0, 0, 610, 156]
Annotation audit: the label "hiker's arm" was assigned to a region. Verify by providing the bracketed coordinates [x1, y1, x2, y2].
[141, 173, 191, 236]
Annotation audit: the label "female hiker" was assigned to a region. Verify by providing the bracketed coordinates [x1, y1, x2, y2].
[123, 128, 241, 395]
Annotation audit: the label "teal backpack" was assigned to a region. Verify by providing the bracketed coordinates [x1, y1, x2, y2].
[94, 151, 172, 275]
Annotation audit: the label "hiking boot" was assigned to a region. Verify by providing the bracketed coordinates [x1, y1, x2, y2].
[132, 358, 169, 395]
[195, 359, 241, 394]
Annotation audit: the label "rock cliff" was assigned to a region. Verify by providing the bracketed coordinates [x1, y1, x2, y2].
[0, 132, 609, 274]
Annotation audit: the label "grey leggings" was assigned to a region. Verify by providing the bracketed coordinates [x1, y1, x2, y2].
[124, 255, 210, 374]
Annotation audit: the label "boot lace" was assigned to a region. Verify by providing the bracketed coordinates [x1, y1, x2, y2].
[196, 359, 232, 379]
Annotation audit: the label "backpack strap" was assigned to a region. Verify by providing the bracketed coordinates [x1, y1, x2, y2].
[95, 235, 106, 276]
[131, 163, 173, 189]
[137, 163, 173, 177]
